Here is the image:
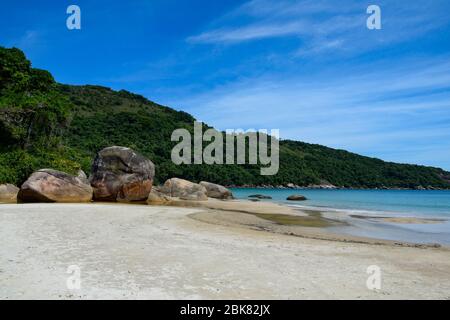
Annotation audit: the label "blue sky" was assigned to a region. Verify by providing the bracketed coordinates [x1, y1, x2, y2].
[1, 0, 450, 169]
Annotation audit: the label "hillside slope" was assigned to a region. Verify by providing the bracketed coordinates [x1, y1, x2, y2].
[1, 46, 449, 189]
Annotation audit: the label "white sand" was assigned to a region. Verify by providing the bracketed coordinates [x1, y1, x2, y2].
[1, 203, 449, 299]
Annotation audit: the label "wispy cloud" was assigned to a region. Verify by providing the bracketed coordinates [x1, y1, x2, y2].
[187, 21, 304, 44]
[10, 30, 41, 50]
[187, 0, 450, 55]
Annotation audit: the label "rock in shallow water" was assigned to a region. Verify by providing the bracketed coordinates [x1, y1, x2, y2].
[286, 194, 307, 201]
[18, 169, 93, 203]
[90, 146, 155, 202]
[248, 194, 272, 199]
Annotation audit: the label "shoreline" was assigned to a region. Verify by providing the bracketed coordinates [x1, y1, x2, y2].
[168, 199, 448, 249]
[1, 202, 450, 299]
[230, 188, 450, 245]
[228, 186, 450, 191]
[1, 197, 448, 248]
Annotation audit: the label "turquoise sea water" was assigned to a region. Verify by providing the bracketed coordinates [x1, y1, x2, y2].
[231, 188, 450, 217]
[231, 188, 450, 245]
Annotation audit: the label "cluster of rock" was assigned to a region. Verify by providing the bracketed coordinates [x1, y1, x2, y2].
[0, 146, 234, 204]
[229, 183, 445, 191]
[227, 182, 338, 189]
[146, 179, 234, 203]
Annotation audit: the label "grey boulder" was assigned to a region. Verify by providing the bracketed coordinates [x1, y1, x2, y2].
[18, 169, 93, 203]
[147, 187, 173, 204]
[160, 178, 208, 201]
[90, 146, 155, 202]
[199, 181, 233, 199]
[0, 184, 20, 203]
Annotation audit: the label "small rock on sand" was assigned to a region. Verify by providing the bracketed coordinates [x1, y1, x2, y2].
[160, 178, 208, 201]
[200, 181, 233, 200]
[0, 184, 19, 203]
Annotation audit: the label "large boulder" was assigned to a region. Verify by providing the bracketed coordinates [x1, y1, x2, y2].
[160, 178, 208, 201]
[18, 169, 93, 203]
[0, 184, 19, 203]
[90, 146, 155, 202]
[199, 181, 233, 200]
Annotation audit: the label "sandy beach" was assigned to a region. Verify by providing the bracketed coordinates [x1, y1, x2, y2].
[1, 200, 450, 300]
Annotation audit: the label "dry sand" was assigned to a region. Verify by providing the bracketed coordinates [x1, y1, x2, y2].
[1, 202, 449, 299]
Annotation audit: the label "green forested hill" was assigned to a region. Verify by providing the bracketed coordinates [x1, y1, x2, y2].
[1, 46, 450, 189]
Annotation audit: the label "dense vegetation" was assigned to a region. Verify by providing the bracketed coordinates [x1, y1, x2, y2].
[1, 46, 450, 189]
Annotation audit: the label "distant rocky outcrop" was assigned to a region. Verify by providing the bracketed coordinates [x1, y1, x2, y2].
[285, 182, 337, 189]
[200, 181, 233, 199]
[286, 194, 307, 201]
[90, 146, 155, 202]
[0, 184, 19, 202]
[160, 178, 207, 201]
[18, 169, 93, 203]
[307, 183, 337, 189]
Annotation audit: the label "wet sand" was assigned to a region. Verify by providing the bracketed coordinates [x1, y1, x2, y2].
[166, 199, 446, 247]
[350, 215, 446, 224]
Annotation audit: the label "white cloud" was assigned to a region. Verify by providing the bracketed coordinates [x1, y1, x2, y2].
[10, 30, 40, 50]
[187, 0, 450, 56]
[187, 21, 304, 43]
